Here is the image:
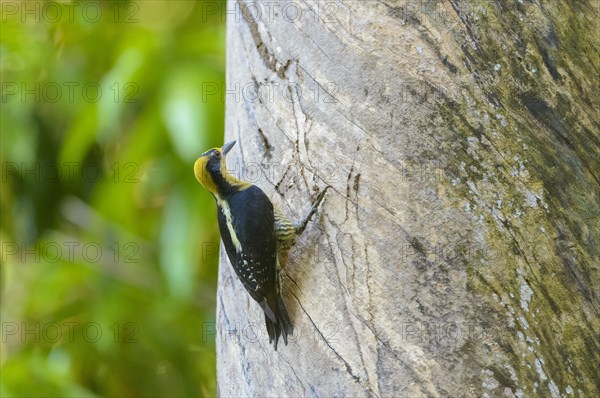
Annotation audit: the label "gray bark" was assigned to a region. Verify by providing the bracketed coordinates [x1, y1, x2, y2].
[217, 1, 599, 397]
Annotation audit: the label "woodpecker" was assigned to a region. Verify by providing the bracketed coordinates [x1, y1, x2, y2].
[194, 140, 328, 349]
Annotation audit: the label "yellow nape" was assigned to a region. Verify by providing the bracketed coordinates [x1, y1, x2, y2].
[193, 146, 252, 196]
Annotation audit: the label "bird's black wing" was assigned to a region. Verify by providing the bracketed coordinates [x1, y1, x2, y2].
[217, 185, 277, 306]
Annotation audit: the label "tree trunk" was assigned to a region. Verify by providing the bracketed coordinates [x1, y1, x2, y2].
[216, 1, 599, 396]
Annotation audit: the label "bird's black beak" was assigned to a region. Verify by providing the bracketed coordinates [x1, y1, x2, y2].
[221, 140, 236, 156]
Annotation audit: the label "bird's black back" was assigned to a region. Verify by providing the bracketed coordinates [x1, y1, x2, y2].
[217, 185, 277, 304]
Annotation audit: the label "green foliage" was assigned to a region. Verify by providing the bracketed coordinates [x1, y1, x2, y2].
[1, 1, 226, 396]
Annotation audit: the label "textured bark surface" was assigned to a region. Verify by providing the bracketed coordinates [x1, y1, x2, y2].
[217, 1, 599, 396]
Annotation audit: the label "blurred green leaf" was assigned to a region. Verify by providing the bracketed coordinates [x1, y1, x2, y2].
[1, 1, 226, 396]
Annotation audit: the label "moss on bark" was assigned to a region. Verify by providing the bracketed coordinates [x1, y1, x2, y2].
[435, 1, 599, 395]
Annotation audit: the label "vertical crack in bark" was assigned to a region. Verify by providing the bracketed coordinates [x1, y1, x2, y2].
[353, 313, 440, 398]
[289, 290, 380, 398]
[326, 218, 376, 394]
[343, 145, 363, 223]
[447, 0, 481, 51]
[284, 272, 302, 294]
[257, 127, 273, 158]
[363, 244, 375, 324]
[279, 353, 309, 396]
[286, 61, 312, 193]
[344, 165, 355, 223]
[275, 164, 292, 196]
[238, 0, 289, 78]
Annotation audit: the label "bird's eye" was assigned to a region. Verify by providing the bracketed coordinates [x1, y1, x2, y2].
[214, 151, 221, 159]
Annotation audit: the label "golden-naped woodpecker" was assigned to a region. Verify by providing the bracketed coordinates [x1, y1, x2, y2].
[194, 141, 328, 349]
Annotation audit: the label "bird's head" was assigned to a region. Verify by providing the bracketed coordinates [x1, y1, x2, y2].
[194, 140, 239, 195]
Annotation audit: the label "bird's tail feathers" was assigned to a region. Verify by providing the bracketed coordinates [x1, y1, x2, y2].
[259, 298, 277, 323]
[263, 295, 293, 350]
